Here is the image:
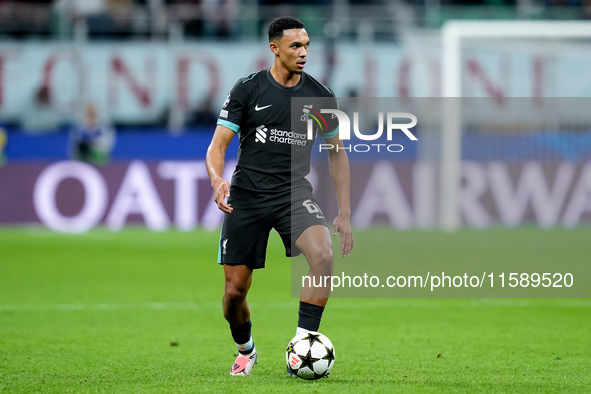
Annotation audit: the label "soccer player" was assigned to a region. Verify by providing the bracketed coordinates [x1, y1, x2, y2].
[206, 16, 353, 376]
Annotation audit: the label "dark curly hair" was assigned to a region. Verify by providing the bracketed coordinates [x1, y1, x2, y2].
[268, 16, 305, 42]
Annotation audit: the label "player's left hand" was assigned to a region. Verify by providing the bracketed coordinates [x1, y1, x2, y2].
[333, 214, 353, 257]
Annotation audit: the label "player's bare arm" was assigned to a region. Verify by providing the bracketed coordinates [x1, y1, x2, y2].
[325, 134, 354, 257]
[206, 125, 235, 214]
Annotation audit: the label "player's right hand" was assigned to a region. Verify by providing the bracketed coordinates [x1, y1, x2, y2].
[214, 179, 233, 213]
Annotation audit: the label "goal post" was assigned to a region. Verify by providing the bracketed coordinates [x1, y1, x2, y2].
[440, 21, 591, 231]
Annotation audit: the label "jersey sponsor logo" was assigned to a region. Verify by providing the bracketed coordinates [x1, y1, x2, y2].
[255, 104, 272, 111]
[270, 128, 307, 146]
[222, 93, 231, 109]
[255, 125, 267, 143]
[219, 109, 228, 118]
[254, 125, 308, 146]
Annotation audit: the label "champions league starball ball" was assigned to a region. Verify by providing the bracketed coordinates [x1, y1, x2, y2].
[286, 332, 335, 380]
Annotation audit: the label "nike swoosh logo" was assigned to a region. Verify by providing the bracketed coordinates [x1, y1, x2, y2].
[255, 104, 272, 111]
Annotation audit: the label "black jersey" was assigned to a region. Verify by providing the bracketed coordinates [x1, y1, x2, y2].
[217, 68, 338, 208]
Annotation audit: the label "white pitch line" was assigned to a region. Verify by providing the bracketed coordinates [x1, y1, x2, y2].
[0, 299, 589, 312]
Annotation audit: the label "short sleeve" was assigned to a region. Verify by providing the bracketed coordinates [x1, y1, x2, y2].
[217, 80, 248, 133]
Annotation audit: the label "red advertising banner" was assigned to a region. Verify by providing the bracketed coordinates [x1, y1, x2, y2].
[1, 160, 590, 231]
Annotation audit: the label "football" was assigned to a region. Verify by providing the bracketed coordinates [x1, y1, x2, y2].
[286, 331, 335, 380]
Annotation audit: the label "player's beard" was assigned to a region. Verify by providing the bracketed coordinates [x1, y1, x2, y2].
[292, 61, 304, 74]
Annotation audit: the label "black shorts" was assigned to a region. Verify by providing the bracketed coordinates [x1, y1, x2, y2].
[217, 198, 328, 269]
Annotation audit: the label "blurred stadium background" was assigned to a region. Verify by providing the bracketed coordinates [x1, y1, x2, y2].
[1, 2, 590, 391]
[1, 0, 591, 231]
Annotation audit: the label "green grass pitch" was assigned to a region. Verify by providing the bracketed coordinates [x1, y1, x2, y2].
[1, 227, 589, 392]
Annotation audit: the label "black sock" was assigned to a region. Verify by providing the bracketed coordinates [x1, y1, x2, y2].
[297, 301, 325, 332]
[230, 320, 254, 355]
